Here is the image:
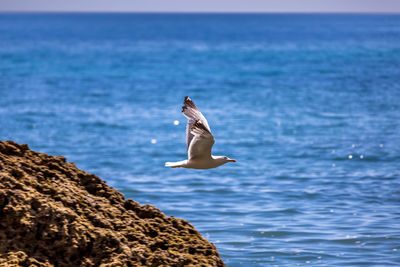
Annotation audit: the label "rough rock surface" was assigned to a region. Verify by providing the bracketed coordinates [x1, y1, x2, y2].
[0, 140, 225, 267]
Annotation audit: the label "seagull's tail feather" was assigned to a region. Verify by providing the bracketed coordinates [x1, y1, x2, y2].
[165, 160, 187, 168]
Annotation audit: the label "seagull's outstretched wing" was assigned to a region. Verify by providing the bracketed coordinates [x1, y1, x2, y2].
[187, 120, 215, 160]
[182, 96, 211, 151]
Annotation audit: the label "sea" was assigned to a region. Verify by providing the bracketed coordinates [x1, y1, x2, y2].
[1, 13, 400, 266]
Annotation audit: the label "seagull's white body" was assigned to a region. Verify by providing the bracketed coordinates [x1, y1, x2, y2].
[165, 96, 236, 169]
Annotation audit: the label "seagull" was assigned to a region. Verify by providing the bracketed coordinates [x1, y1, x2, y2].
[165, 96, 236, 169]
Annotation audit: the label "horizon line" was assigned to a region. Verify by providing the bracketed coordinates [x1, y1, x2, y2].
[1, 10, 400, 15]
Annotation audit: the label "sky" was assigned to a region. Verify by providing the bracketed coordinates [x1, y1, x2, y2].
[1, 0, 400, 13]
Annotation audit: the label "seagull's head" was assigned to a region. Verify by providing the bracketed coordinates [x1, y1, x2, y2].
[214, 156, 236, 166]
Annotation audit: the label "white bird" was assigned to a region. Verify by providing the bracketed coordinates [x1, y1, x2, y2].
[165, 96, 236, 169]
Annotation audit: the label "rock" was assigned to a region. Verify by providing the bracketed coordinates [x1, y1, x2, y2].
[0, 140, 225, 267]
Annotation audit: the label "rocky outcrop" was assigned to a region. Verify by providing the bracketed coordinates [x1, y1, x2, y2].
[0, 140, 224, 267]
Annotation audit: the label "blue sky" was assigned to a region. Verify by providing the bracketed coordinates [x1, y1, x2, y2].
[1, 0, 400, 13]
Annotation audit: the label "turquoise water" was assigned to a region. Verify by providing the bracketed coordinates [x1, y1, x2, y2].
[1, 13, 400, 266]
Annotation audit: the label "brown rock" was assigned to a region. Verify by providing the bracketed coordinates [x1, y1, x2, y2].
[0, 140, 225, 267]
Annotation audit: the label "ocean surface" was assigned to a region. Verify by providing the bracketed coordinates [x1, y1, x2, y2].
[1, 13, 400, 266]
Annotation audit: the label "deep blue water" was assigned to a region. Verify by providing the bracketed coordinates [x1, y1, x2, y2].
[1, 13, 400, 266]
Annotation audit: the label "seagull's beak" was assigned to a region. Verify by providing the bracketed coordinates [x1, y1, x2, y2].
[228, 158, 236, 163]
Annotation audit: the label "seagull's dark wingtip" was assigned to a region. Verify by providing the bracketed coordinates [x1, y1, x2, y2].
[182, 96, 197, 112]
[182, 96, 191, 112]
[184, 96, 191, 103]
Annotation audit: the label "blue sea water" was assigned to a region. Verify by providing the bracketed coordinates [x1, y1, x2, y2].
[1, 13, 400, 266]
